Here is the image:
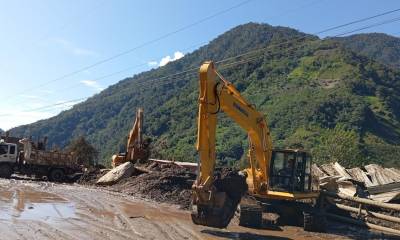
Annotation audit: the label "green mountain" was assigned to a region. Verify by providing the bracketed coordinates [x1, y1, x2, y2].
[334, 33, 400, 69]
[10, 23, 400, 167]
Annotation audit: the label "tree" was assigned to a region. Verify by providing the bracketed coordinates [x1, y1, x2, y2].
[312, 124, 362, 167]
[66, 136, 98, 167]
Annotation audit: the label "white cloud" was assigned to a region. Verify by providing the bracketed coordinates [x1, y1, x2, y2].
[72, 48, 97, 56]
[53, 38, 97, 57]
[18, 94, 43, 100]
[0, 99, 84, 131]
[148, 61, 158, 67]
[159, 51, 185, 67]
[174, 51, 184, 60]
[38, 89, 55, 94]
[0, 110, 54, 131]
[80, 80, 104, 91]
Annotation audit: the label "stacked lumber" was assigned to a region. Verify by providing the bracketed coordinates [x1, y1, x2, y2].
[313, 162, 400, 202]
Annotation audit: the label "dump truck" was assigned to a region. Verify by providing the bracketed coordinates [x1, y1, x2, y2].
[0, 137, 82, 182]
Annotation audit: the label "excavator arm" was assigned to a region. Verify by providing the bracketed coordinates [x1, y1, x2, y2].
[191, 61, 273, 228]
[112, 108, 148, 167]
[126, 108, 143, 161]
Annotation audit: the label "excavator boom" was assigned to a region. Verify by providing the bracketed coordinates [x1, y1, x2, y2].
[112, 108, 148, 167]
[191, 61, 320, 230]
[191, 61, 273, 228]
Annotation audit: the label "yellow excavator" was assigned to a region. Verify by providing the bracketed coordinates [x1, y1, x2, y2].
[191, 62, 324, 231]
[112, 108, 150, 167]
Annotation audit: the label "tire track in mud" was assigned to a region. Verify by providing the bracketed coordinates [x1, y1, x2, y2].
[0, 178, 368, 240]
[52, 185, 167, 239]
[25, 220, 79, 240]
[55, 184, 201, 239]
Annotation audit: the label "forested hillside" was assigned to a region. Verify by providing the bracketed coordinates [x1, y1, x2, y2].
[10, 23, 400, 167]
[334, 33, 400, 69]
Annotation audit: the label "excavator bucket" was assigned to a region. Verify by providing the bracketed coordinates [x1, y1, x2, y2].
[191, 171, 247, 228]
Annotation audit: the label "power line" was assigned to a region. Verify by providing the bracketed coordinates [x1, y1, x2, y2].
[217, 8, 400, 66]
[317, 8, 400, 35]
[10, 41, 208, 107]
[93, 13, 400, 100]
[3, 0, 254, 102]
[0, 98, 86, 117]
[24, 7, 400, 106]
[11, 4, 400, 109]
[333, 16, 400, 37]
[3, 8, 400, 118]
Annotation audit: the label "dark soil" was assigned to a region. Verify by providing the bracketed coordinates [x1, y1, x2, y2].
[78, 162, 197, 209]
[113, 163, 196, 209]
[76, 168, 104, 185]
[77, 162, 247, 210]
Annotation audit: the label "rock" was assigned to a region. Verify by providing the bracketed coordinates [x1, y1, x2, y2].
[96, 162, 135, 185]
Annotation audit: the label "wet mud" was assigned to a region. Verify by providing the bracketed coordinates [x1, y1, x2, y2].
[0, 179, 388, 240]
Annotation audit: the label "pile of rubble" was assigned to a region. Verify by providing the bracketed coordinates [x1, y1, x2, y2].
[78, 161, 196, 209]
[111, 162, 196, 209]
[313, 162, 400, 203]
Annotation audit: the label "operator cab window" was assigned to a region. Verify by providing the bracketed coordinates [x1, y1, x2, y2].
[10, 145, 15, 155]
[270, 151, 296, 192]
[0, 144, 8, 155]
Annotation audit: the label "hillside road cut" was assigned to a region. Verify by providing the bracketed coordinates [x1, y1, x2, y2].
[0, 178, 382, 240]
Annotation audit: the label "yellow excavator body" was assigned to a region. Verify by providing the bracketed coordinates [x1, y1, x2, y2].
[112, 108, 149, 167]
[191, 61, 320, 229]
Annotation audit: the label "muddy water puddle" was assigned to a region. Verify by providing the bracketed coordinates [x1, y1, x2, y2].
[121, 201, 189, 222]
[0, 186, 75, 222]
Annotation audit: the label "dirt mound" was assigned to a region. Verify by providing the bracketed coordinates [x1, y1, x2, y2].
[113, 163, 196, 209]
[77, 162, 245, 210]
[76, 168, 105, 185]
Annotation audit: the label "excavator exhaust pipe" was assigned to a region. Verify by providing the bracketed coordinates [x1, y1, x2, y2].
[191, 171, 248, 228]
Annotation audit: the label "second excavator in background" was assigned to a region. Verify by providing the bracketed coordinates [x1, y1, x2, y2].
[112, 108, 150, 167]
[191, 62, 325, 231]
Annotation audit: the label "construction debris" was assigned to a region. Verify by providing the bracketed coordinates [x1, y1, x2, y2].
[313, 162, 400, 203]
[149, 158, 198, 173]
[113, 162, 196, 209]
[79, 161, 196, 209]
[97, 162, 135, 185]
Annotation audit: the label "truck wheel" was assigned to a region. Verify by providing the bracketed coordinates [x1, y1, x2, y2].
[49, 169, 65, 182]
[0, 164, 12, 179]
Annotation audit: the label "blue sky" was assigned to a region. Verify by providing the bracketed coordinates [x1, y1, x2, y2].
[0, 0, 399, 130]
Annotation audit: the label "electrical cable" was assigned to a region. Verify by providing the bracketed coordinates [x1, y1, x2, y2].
[3, 0, 254, 101]
[2, 9, 400, 118]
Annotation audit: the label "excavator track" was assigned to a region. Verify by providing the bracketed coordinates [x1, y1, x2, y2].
[191, 170, 247, 228]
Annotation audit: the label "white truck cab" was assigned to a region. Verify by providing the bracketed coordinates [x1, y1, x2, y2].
[0, 141, 18, 179]
[0, 141, 18, 163]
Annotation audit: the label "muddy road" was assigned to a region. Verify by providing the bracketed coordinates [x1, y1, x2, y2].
[0, 179, 386, 240]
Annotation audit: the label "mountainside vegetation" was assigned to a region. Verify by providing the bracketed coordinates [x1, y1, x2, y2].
[334, 33, 400, 69]
[10, 23, 400, 168]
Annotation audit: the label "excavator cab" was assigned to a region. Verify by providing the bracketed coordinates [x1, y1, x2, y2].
[269, 149, 312, 193]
